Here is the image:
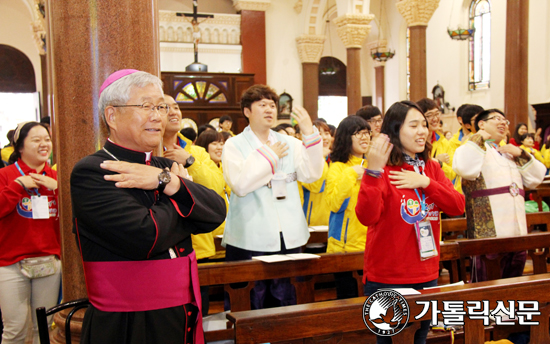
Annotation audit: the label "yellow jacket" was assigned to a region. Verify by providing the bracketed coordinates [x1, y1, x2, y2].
[431, 132, 459, 193]
[540, 145, 550, 169]
[176, 133, 228, 259]
[300, 161, 329, 226]
[1, 146, 13, 165]
[325, 155, 367, 253]
[522, 145, 546, 166]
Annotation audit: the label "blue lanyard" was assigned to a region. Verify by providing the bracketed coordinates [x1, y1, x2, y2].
[412, 164, 427, 219]
[14, 161, 43, 196]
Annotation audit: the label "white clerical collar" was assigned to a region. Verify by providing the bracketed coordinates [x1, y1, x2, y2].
[107, 138, 153, 163]
[244, 125, 278, 147]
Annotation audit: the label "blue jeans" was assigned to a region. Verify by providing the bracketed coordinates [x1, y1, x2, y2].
[364, 279, 438, 344]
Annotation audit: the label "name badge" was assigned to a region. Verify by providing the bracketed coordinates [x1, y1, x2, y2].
[31, 195, 50, 219]
[414, 219, 438, 261]
[271, 171, 287, 200]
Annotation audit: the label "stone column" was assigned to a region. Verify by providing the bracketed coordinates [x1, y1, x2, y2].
[234, 0, 271, 85]
[396, 0, 439, 102]
[46, 0, 160, 342]
[504, 0, 529, 130]
[296, 34, 325, 120]
[333, 14, 373, 115]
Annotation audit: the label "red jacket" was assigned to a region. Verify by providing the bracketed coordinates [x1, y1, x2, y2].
[356, 159, 465, 285]
[0, 159, 60, 266]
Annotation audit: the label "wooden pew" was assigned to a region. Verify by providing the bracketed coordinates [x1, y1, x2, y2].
[214, 212, 550, 247]
[441, 211, 550, 241]
[199, 244, 460, 342]
[227, 274, 550, 344]
[456, 231, 550, 281]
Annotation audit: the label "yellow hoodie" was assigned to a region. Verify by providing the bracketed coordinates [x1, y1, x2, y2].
[325, 155, 367, 253]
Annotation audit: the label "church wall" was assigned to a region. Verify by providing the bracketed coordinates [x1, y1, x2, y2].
[528, 0, 550, 104]
[264, 0, 305, 105]
[1, 0, 42, 96]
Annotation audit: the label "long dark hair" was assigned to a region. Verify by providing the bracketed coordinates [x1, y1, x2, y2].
[512, 122, 527, 144]
[380, 101, 432, 166]
[330, 116, 370, 164]
[8, 122, 51, 165]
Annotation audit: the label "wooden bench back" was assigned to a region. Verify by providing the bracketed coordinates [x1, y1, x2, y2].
[227, 274, 550, 344]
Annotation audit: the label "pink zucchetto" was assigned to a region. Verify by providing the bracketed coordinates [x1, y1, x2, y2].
[99, 69, 140, 97]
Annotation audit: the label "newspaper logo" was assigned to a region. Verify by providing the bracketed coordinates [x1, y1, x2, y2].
[363, 289, 410, 336]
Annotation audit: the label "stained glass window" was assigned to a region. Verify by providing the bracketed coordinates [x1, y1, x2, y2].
[469, 0, 491, 91]
[175, 81, 228, 104]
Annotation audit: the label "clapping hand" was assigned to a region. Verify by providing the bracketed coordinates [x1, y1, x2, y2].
[291, 105, 314, 136]
[366, 134, 393, 171]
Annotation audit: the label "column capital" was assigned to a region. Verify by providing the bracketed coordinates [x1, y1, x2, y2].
[233, 0, 271, 12]
[31, 0, 46, 55]
[333, 13, 374, 49]
[296, 34, 325, 63]
[396, 0, 440, 27]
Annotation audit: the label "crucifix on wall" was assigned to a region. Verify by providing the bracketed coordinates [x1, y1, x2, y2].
[176, 0, 214, 72]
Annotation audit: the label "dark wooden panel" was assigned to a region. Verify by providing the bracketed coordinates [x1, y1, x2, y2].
[0, 44, 36, 93]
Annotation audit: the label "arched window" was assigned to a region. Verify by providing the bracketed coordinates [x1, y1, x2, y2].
[469, 0, 491, 90]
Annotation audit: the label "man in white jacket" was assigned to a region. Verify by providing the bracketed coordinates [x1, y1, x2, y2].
[453, 109, 546, 281]
[222, 84, 323, 309]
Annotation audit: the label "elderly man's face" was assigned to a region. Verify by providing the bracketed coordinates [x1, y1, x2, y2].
[164, 95, 182, 135]
[112, 84, 166, 152]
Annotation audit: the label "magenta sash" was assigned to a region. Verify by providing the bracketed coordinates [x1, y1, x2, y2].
[83, 252, 204, 344]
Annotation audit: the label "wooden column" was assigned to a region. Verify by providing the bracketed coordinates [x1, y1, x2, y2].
[302, 63, 319, 120]
[504, 0, 529, 130]
[333, 13, 373, 116]
[47, 0, 159, 342]
[40, 54, 48, 118]
[409, 26, 427, 102]
[396, 0, 439, 102]
[235, 0, 271, 86]
[296, 34, 325, 120]
[375, 65, 385, 114]
[346, 47, 362, 115]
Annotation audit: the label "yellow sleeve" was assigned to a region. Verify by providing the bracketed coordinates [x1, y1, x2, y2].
[541, 145, 550, 169]
[325, 162, 357, 213]
[301, 161, 329, 193]
[187, 145, 225, 194]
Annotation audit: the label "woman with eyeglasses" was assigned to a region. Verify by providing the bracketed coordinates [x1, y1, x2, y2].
[453, 109, 546, 282]
[356, 101, 464, 344]
[0, 121, 61, 344]
[325, 116, 370, 299]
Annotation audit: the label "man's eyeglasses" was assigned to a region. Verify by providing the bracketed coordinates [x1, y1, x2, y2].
[353, 130, 371, 139]
[367, 118, 383, 125]
[484, 116, 510, 126]
[424, 110, 441, 119]
[113, 102, 169, 116]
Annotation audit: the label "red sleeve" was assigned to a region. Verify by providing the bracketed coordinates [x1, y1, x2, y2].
[422, 160, 465, 216]
[355, 173, 387, 226]
[509, 138, 519, 147]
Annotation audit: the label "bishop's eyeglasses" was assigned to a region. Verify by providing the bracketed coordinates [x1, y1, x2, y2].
[113, 102, 169, 116]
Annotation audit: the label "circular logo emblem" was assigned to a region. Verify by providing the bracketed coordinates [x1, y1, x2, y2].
[363, 289, 410, 336]
[509, 182, 520, 197]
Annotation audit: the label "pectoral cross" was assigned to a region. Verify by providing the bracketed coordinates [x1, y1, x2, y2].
[176, 0, 214, 64]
